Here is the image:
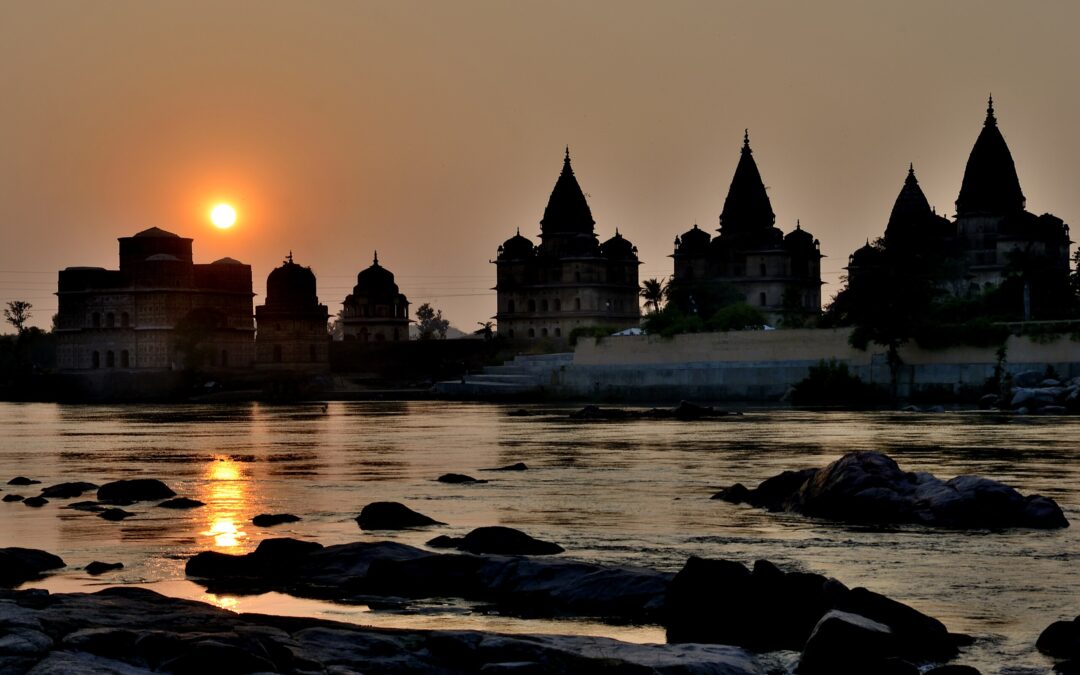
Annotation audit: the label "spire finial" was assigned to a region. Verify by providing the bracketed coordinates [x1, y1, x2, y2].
[287, 250, 293, 264]
[909, 162, 914, 175]
[373, 250, 379, 265]
[516, 227, 520, 236]
[564, 145, 570, 163]
[743, 128, 750, 147]
[985, 93, 997, 126]
[796, 219, 801, 230]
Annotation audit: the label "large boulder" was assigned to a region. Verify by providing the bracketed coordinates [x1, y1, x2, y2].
[0, 548, 65, 586]
[252, 513, 301, 527]
[156, 498, 205, 509]
[355, 502, 444, 530]
[718, 452, 1068, 529]
[798, 610, 916, 674]
[97, 480, 175, 503]
[427, 527, 564, 555]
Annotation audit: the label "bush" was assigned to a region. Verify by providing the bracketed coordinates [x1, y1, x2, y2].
[643, 304, 765, 338]
[568, 325, 620, 346]
[790, 359, 884, 408]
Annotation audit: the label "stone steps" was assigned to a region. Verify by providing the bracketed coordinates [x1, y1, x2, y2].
[433, 352, 573, 397]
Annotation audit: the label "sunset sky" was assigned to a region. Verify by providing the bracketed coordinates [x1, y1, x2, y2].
[2, 1, 1079, 331]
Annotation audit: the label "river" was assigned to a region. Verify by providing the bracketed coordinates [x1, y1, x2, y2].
[1, 401, 1075, 673]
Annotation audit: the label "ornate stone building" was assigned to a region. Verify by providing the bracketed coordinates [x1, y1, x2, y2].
[55, 227, 255, 372]
[255, 254, 330, 369]
[952, 97, 1070, 294]
[495, 149, 641, 340]
[340, 253, 410, 342]
[670, 132, 823, 323]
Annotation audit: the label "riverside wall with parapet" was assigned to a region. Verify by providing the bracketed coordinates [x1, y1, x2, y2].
[553, 329, 1080, 401]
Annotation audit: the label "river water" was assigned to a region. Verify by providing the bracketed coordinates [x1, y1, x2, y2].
[1, 401, 1076, 673]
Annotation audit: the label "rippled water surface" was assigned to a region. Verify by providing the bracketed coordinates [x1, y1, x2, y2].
[2, 401, 1078, 673]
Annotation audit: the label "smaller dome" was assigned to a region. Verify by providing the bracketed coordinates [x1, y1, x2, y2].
[848, 241, 881, 269]
[145, 253, 181, 262]
[677, 224, 711, 253]
[499, 230, 535, 259]
[784, 220, 815, 247]
[133, 227, 179, 238]
[355, 252, 400, 296]
[600, 229, 637, 259]
[266, 254, 318, 308]
[212, 257, 244, 266]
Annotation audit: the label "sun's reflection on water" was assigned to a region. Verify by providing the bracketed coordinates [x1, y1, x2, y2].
[199, 457, 251, 551]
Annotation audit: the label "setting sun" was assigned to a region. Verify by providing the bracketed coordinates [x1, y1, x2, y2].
[210, 203, 237, 229]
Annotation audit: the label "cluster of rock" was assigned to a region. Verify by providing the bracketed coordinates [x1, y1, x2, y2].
[983, 370, 1080, 414]
[2, 477, 204, 518]
[715, 452, 1068, 529]
[570, 401, 741, 421]
[0, 586, 763, 674]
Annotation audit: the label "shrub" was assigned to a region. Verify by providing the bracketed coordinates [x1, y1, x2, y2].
[790, 359, 884, 408]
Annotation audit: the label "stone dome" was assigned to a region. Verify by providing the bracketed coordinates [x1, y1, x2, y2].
[600, 230, 637, 259]
[499, 230, 535, 259]
[265, 254, 318, 308]
[354, 252, 401, 296]
[677, 224, 711, 253]
[784, 221, 815, 248]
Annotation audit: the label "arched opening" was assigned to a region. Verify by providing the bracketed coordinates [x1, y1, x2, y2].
[759, 263, 767, 276]
[528, 328, 535, 338]
[310, 345, 317, 361]
[221, 350, 229, 367]
[540, 299, 549, 312]
[360, 327, 369, 342]
[91, 351, 100, 369]
[575, 298, 581, 311]
[375, 333, 386, 342]
[508, 328, 515, 338]
[106, 313, 115, 328]
[554, 327, 561, 337]
[527, 299, 536, 312]
[759, 292, 767, 306]
[554, 299, 561, 311]
[541, 327, 548, 337]
[120, 350, 129, 368]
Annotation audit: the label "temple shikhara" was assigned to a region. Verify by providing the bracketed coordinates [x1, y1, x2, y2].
[669, 131, 823, 324]
[494, 149, 641, 341]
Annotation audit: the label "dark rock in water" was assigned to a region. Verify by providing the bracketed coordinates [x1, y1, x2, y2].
[39, 482, 98, 499]
[187, 537, 324, 580]
[23, 496, 48, 508]
[507, 408, 532, 417]
[437, 473, 486, 484]
[98, 508, 135, 521]
[85, 561, 124, 576]
[719, 451, 1068, 529]
[97, 479, 176, 503]
[483, 462, 529, 472]
[3, 494, 24, 502]
[425, 526, 564, 555]
[356, 502, 444, 530]
[8, 477, 40, 486]
[0, 586, 762, 674]
[157, 497, 205, 509]
[64, 501, 105, 512]
[666, 555, 959, 671]
[0, 547, 65, 586]
[1038, 618, 1080, 659]
[252, 513, 301, 527]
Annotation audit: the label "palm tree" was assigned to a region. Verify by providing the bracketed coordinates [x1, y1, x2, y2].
[639, 278, 668, 314]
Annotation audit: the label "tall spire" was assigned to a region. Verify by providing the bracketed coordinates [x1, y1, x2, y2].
[886, 163, 933, 238]
[719, 130, 774, 234]
[956, 97, 1025, 216]
[373, 250, 379, 265]
[540, 147, 595, 236]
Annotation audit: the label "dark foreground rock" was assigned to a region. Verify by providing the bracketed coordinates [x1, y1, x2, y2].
[7, 477, 40, 486]
[571, 401, 741, 421]
[483, 462, 529, 472]
[356, 502, 444, 530]
[3, 494, 24, 503]
[716, 451, 1068, 529]
[0, 548, 65, 586]
[252, 513, 301, 527]
[39, 482, 98, 499]
[666, 556, 965, 673]
[1038, 614, 1080, 672]
[437, 473, 487, 484]
[157, 497, 205, 509]
[0, 586, 762, 674]
[98, 508, 135, 521]
[97, 479, 176, 503]
[85, 561, 124, 575]
[428, 526, 565, 555]
[22, 497, 48, 508]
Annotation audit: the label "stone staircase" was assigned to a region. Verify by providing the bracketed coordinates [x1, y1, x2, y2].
[433, 352, 574, 398]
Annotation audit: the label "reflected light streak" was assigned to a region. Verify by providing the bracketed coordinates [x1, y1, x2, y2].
[199, 457, 250, 551]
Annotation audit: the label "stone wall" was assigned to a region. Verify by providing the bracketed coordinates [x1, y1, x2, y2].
[554, 329, 1080, 401]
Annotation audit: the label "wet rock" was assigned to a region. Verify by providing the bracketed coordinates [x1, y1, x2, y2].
[39, 482, 98, 499]
[157, 497, 205, 509]
[97, 479, 176, 503]
[186, 538, 324, 581]
[924, 666, 983, 675]
[355, 502, 444, 530]
[719, 451, 1068, 529]
[1038, 618, 1080, 659]
[252, 513, 301, 527]
[3, 494, 24, 503]
[98, 508, 135, 522]
[160, 639, 278, 673]
[426, 526, 564, 555]
[85, 561, 124, 576]
[799, 610, 910, 674]
[22, 497, 48, 508]
[0, 548, 65, 586]
[7, 477, 40, 486]
[437, 473, 487, 484]
[484, 462, 529, 472]
[63, 501, 105, 512]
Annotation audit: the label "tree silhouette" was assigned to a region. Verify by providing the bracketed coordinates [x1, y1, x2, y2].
[4, 301, 32, 334]
[639, 278, 668, 314]
[416, 303, 449, 340]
